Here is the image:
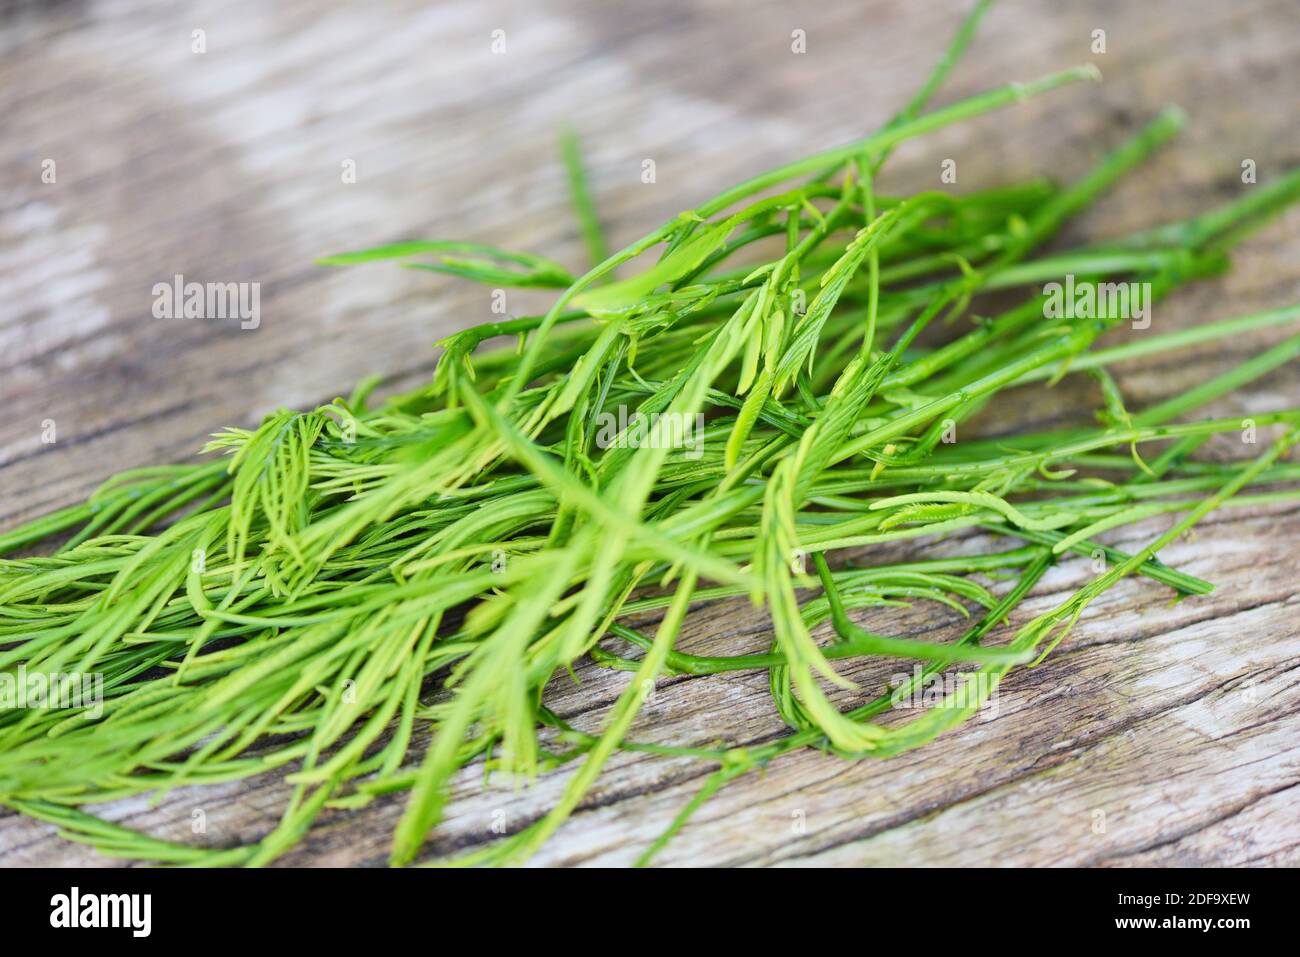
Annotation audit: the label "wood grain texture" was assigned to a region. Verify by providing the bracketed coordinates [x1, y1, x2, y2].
[1, 0, 1298, 867]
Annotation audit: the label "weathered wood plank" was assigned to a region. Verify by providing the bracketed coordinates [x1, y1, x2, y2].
[1, 0, 1298, 866]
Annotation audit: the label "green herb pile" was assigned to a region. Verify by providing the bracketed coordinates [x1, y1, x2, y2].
[3, 0, 1299, 866]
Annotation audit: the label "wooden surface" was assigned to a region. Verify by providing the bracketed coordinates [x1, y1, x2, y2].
[2, 0, 1299, 867]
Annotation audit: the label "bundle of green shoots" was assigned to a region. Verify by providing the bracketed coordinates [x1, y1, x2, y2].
[4, 1, 1300, 867]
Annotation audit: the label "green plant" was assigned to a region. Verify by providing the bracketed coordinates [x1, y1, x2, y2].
[2, 0, 1298, 867]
